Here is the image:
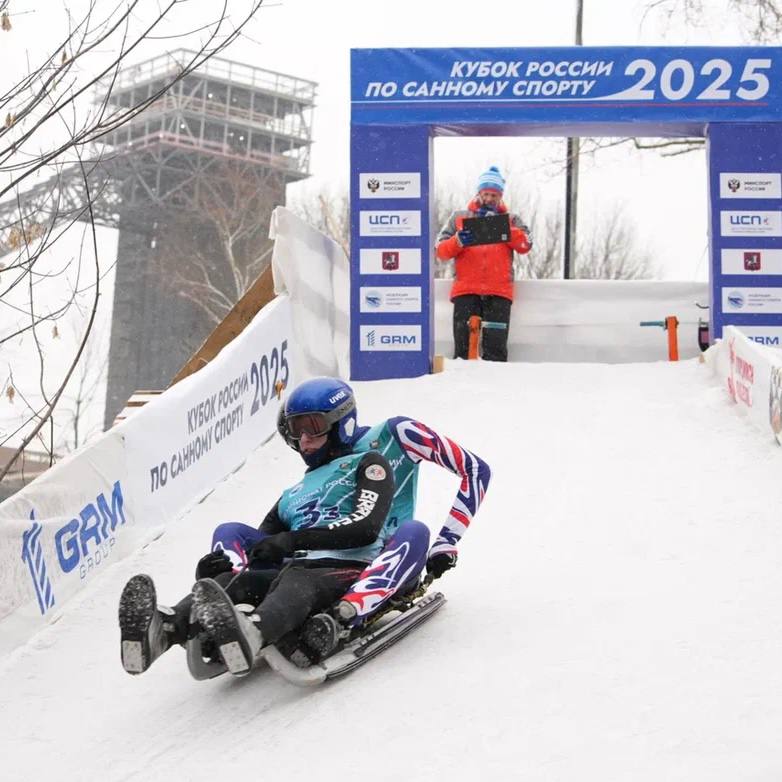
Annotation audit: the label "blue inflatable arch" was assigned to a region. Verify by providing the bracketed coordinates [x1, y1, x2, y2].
[350, 47, 782, 379]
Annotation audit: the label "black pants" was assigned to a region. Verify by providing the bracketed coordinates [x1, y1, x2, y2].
[452, 294, 512, 361]
[218, 561, 363, 646]
[174, 561, 362, 646]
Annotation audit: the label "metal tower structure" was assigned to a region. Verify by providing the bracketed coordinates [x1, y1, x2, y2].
[0, 50, 316, 428]
[99, 51, 316, 427]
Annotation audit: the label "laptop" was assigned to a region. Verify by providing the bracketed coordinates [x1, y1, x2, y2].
[462, 213, 511, 246]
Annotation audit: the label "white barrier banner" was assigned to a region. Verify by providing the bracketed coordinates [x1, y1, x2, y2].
[0, 431, 132, 654]
[123, 296, 292, 527]
[705, 325, 782, 444]
[434, 279, 710, 363]
[270, 206, 350, 379]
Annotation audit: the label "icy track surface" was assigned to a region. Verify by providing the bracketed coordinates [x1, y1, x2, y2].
[2, 360, 782, 782]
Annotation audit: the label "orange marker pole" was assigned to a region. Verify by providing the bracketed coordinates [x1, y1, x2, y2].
[665, 315, 679, 361]
[468, 315, 482, 359]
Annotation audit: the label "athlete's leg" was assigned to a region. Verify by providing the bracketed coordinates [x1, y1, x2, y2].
[338, 520, 430, 625]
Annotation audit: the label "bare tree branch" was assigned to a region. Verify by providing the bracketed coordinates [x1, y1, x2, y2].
[0, 1, 267, 479]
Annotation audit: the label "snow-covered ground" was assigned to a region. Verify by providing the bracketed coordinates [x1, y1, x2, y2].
[1, 358, 781, 782]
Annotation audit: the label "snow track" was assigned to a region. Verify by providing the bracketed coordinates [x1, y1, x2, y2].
[2, 360, 781, 781]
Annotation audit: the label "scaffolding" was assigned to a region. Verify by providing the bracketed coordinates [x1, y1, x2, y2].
[0, 50, 316, 234]
[95, 49, 316, 214]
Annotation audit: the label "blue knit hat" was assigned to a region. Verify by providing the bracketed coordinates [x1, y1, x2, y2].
[477, 165, 505, 194]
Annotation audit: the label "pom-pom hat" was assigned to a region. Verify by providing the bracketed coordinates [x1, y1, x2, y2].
[477, 165, 505, 194]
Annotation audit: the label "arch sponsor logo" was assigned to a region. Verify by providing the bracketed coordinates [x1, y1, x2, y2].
[359, 173, 421, 199]
[359, 325, 422, 351]
[721, 248, 782, 275]
[719, 172, 781, 199]
[722, 288, 782, 314]
[737, 325, 782, 347]
[359, 248, 422, 274]
[360, 210, 421, 237]
[360, 286, 422, 313]
[720, 211, 782, 236]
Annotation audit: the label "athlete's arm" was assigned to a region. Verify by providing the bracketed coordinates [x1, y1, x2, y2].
[390, 416, 491, 556]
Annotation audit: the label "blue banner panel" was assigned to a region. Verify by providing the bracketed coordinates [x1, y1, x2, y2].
[350, 125, 433, 381]
[708, 123, 782, 345]
[352, 47, 782, 131]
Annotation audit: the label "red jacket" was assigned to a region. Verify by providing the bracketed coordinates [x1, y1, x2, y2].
[435, 198, 532, 302]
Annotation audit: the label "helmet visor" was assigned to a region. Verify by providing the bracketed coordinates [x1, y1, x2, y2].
[286, 412, 331, 440]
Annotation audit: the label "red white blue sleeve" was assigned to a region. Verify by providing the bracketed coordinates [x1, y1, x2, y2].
[390, 416, 491, 557]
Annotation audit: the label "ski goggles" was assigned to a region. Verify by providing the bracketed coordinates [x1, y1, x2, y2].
[286, 412, 331, 440]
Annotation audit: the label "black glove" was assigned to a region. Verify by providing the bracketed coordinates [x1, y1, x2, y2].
[195, 550, 233, 580]
[247, 532, 295, 566]
[457, 228, 475, 247]
[426, 551, 457, 579]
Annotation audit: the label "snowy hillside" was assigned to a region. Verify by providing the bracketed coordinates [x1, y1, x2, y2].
[2, 359, 781, 782]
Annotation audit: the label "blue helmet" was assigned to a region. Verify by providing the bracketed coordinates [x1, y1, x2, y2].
[278, 377, 358, 463]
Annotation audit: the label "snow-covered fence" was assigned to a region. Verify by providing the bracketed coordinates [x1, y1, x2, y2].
[0, 297, 292, 655]
[704, 325, 782, 446]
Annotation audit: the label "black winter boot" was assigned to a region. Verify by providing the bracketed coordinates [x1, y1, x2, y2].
[300, 613, 342, 660]
[119, 574, 178, 675]
[192, 578, 263, 676]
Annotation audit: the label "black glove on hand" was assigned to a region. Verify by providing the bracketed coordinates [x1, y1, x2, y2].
[195, 550, 233, 580]
[247, 532, 295, 566]
[426, 551, 457, 579]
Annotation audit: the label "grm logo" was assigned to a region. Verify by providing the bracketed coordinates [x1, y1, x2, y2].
[54, 480, 127, 578]
[21, 512, 56, 615]
[380, 335, 416, 345]
[367, 330, 376, 346]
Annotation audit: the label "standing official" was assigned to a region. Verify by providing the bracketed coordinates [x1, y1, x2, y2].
[436, 166, 532, 361]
